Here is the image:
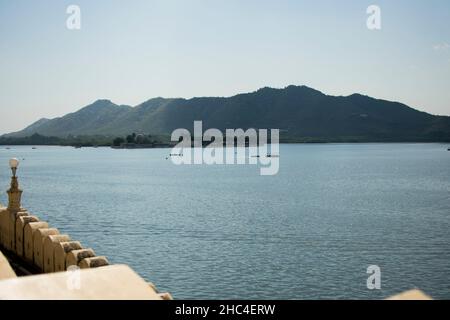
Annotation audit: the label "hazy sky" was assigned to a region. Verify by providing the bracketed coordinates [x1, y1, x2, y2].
[1, 0, 449, 134]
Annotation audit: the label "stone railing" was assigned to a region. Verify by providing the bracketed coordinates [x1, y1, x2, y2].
[0, 206, 111, 274]
[0, 159, 171, 300]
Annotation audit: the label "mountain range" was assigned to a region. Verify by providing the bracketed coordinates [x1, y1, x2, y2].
[4, 85, 450, 142]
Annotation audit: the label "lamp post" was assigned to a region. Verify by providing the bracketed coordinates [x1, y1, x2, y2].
[7, 158, 22, 212]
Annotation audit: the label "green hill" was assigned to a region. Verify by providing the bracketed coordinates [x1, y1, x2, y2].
[4, 86, 450, 142]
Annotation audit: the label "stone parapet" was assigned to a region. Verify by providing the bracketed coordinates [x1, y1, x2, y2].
[0, 207, 171, 299]
[0, 264, 163, 300]
[0, 159, 172, 300]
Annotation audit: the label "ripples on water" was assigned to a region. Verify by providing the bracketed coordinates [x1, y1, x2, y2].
[0, 144, 449, 299]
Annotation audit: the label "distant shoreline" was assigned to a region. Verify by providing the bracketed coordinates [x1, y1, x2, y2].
[1, 132, 449, 149]
[1, 141, 449, 149]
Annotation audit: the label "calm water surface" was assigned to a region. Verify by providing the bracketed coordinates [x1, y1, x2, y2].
[0, 144, 449, 299]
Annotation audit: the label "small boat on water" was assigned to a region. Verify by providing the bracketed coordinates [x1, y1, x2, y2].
[251, 154, 279, 158]
[32, 147, 37, 149]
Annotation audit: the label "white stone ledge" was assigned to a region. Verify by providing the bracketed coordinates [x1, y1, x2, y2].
[0, 264, 163, 300]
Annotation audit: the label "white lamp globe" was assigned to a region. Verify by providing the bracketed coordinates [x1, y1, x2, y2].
[9, 158, 19, 169]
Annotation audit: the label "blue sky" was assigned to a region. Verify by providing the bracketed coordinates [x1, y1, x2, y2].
[1, 0, 449, 134]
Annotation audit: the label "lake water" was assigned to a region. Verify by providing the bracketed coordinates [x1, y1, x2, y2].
[0, 144, 449, 299]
